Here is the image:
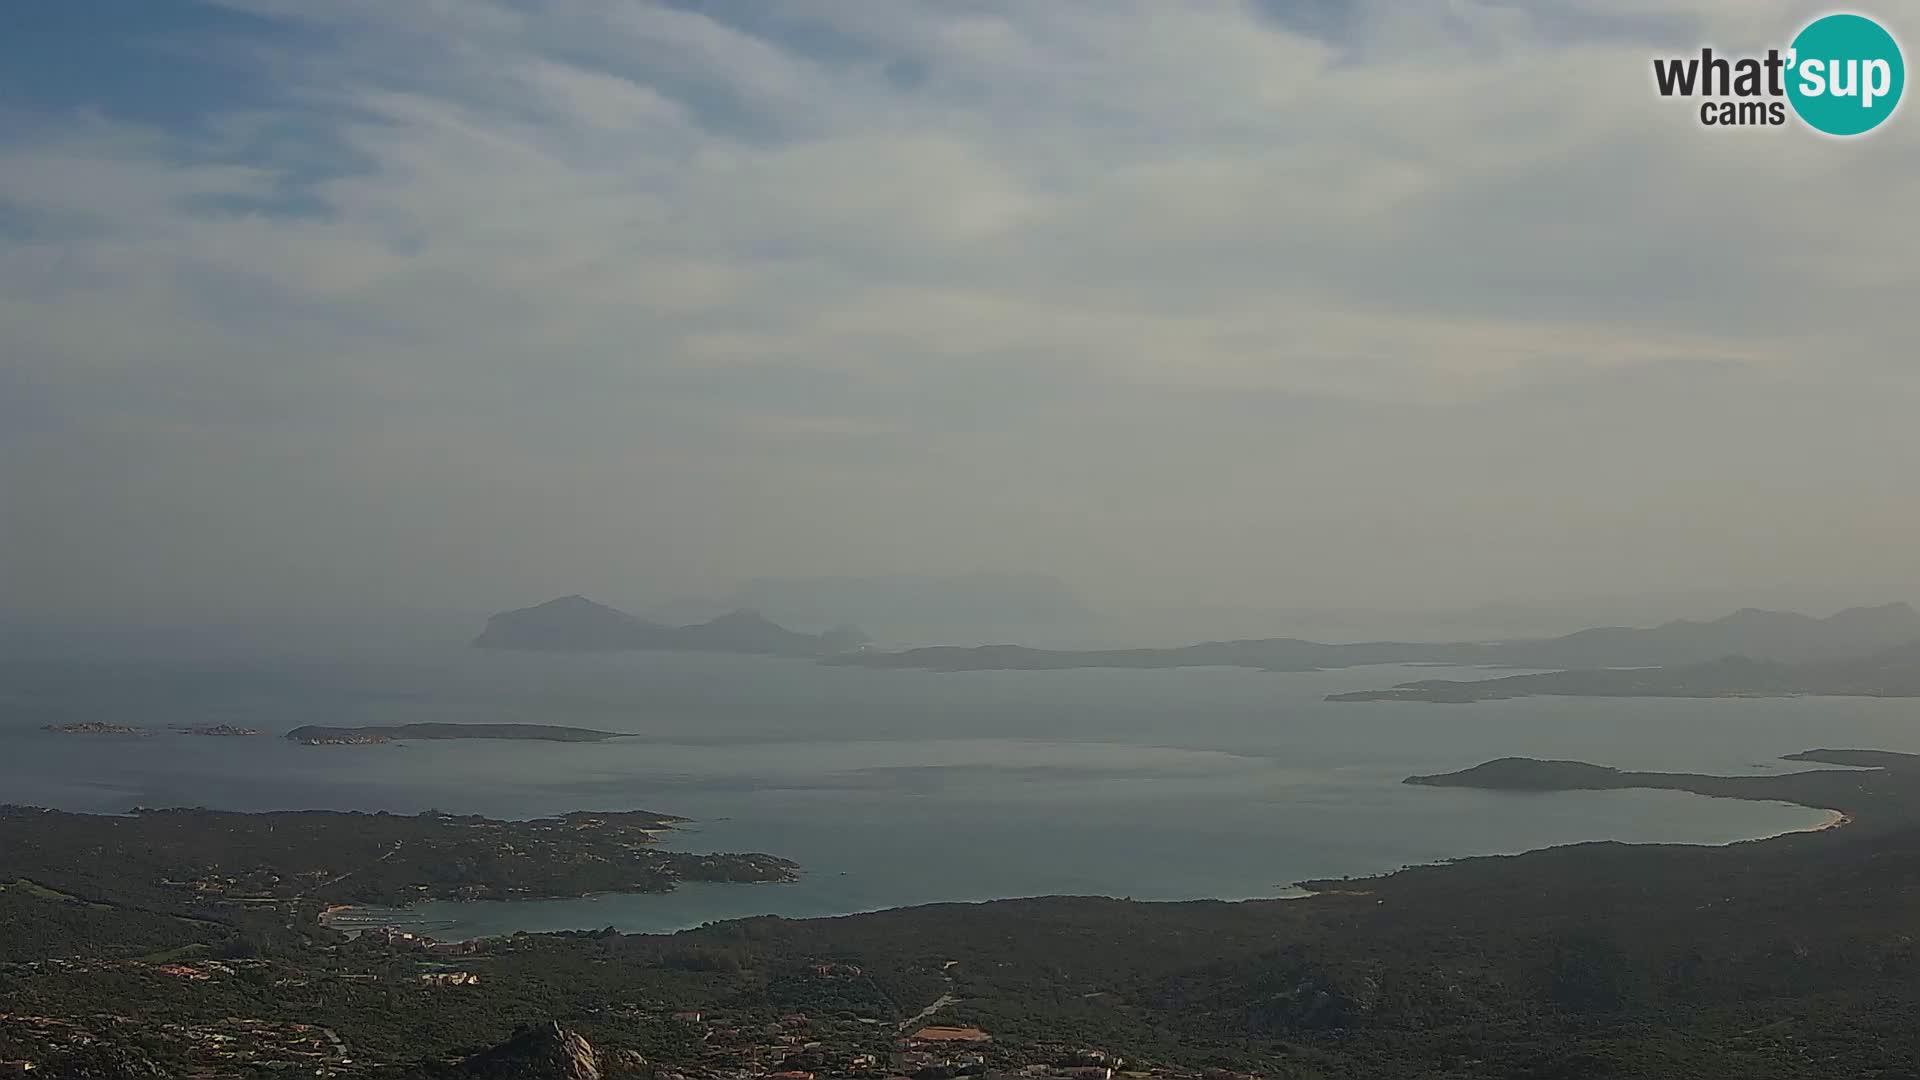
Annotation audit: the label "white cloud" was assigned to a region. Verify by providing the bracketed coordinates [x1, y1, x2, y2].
[4, 0, 1918, 618]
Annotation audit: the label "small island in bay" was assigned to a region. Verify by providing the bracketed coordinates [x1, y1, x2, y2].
[41, 722, 150, 736]
[286, 722, 631, 746]
[176, 724, 261, 737]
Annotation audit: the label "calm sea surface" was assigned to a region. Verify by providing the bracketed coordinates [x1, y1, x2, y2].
[4, 649, 1912, 938]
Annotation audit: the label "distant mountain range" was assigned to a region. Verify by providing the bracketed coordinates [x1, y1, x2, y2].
[472, 596, 869, 656]
[645, 572, 1097, 645]
[1475, 602, 1920, 668]
[826, 602, 1920, 673]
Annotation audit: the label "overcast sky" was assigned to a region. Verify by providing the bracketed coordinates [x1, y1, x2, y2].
[3, 0, 1917, 625]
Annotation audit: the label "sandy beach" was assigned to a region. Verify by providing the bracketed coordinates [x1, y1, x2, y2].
[1783, 808, 1852, 835]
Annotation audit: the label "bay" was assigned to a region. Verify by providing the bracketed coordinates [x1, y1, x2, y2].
[4, 648, 1907, 938]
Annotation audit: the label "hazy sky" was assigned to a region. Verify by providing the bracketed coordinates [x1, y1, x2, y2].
[4, 0, 1917, 623]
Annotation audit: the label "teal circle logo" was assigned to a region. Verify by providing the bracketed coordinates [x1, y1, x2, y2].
[1787, 14, 1905, 136]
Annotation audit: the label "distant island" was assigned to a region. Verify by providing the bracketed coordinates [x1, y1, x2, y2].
[41, 722, 148, 736]
[828, 602, 1920, 673]
[176, 724, 260, 737]
[287, 722, 629, 746]
[473, 595, 870, 656]
[1330, 640, 1920, 703]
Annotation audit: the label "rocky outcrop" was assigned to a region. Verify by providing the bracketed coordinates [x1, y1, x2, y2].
[459, 1021, 648, 1079]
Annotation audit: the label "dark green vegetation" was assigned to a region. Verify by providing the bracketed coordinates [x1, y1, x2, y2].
[0, 879, 215, 963]
[1332, 642, 1920, 703]
[0, 805, 792, 919]
[831, 602, 1920, 673]
[474, 595, 869, 655]
[9, 752, 1920, 1077]
[286, 722, 628, 745]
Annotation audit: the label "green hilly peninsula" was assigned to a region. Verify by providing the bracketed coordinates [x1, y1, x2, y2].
[1404, 748, 1920, 824]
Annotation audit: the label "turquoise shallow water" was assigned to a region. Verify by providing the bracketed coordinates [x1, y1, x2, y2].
[3, 649, 1906, 937]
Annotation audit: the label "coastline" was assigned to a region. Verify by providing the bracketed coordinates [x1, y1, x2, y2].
[1785, 807, 1852, 835]
[14, 661, 1909, 946]
[331, 789, 1838, 941]
[1293, 790, 1852, 901]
